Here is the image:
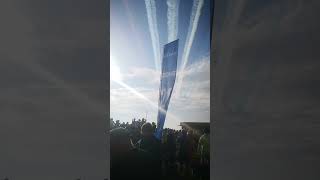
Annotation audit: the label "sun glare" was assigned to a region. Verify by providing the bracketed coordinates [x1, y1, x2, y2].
[110, 56, 122, 82]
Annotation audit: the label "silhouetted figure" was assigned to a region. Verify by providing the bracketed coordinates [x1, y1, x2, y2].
[198, 128, 210, 179]
[178, 130, 195, 174]
[135, 123, 162, 177]
[165, 129, 177, 176]
[110, 119, 210, 179]
[110, 127, 157, 180]
[152, 122, 157, 131]
[136, 123, 161, 156]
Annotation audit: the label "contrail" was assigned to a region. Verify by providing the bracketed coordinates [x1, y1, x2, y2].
[144, 0, 161, 71]
[175, 0, 204, 96]
[167, 0, 180, 42]
[122, 0, 145, 58]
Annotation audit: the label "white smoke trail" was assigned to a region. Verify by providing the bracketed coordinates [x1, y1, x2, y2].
[144, 0, 161, 71]
[175, 0, 204, 96]
[167, 0, 180, 42]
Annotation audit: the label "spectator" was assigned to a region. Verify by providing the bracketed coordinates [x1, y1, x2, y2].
[109, 118, 210, 180]
[177, 129, 188, 174]
[135, 123, 162, 177]
[110, 127, 156, 180]
[136, 123, 161, 155]
[198, 128, 210, 179]
[165, 129, 177, 176]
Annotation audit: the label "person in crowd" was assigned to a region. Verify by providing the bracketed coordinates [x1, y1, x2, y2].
[186, 130, 196, 176]
[198, 128, 210, 163]
[177, 129, 188, 175]
[136, 122, 161, 156]
[166, 129, 177, 176]
[198, 128, 210, 179]
[110, 118, 210, 179]
[167, 129, 176, 163]
[110, 127, 156, 180]
[115, 120, 120, 127]
[152, 122, 157, 131]
[135, 122, 162, 177]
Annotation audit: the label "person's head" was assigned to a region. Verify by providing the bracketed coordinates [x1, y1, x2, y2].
[182, 129, 187, 136]
[110, 128, 132, 155]
[203, 128, 210, 134]
[141, 122, 154, 137]
[187, 130, 193, 136]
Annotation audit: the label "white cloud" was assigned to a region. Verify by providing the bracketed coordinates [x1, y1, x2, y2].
[110, 55, 210, 128]
[179, 55, 210, 78]
[123, 67, 160, 85]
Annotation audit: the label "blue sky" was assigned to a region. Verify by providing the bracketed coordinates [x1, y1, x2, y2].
[110, 0, 212, 129]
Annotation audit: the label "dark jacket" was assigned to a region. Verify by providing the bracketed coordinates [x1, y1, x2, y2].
[111, 148, 159, 180]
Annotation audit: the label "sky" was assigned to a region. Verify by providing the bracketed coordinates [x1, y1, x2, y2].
[110, 0, 212, 129]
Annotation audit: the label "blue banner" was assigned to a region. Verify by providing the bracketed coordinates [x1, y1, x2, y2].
[155, 39, 179, 139]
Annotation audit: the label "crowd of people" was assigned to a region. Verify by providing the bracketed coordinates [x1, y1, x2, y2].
[110, 118, 210, 180]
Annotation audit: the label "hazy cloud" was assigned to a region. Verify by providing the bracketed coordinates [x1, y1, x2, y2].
[110, 55, 210, 128]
